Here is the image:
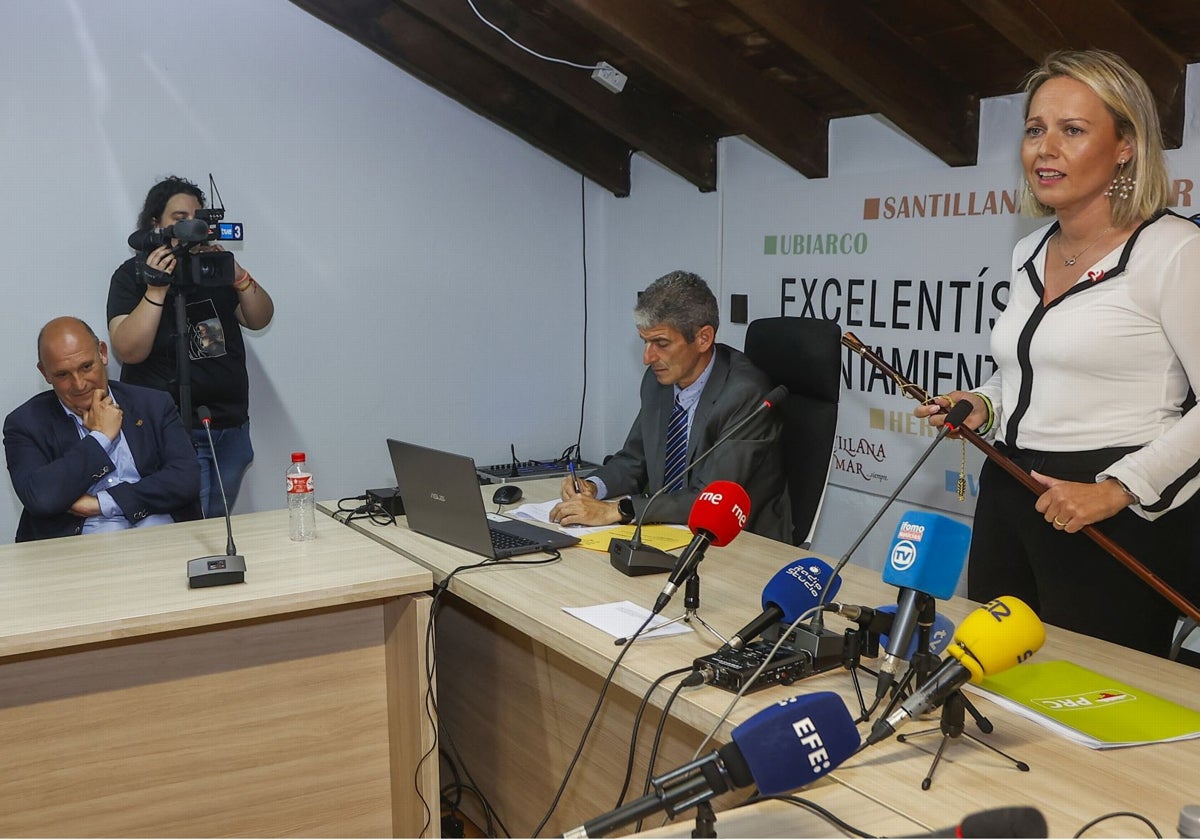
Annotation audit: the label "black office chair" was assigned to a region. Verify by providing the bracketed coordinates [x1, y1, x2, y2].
[744, 316, 842, 548]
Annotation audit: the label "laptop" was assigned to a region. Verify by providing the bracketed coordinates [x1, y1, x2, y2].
[387, 439, 580, 559]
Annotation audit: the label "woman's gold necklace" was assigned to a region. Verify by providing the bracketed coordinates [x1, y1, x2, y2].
[1058, 226, 1113, 266]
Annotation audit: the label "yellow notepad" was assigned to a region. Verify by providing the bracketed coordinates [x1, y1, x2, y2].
[574, 524, 692, 553]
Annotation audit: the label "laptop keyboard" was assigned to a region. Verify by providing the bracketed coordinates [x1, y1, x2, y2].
[489, 527, 540, 551]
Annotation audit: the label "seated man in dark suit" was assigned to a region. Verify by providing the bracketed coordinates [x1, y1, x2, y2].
[550, 270, 790, 541]
[3, 317, 201, 542]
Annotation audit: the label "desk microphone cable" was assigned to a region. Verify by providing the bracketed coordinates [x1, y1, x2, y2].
[531, 611, 658, 837]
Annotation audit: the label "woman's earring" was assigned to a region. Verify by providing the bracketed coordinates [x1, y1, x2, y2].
[1105, 159, 1135, 200]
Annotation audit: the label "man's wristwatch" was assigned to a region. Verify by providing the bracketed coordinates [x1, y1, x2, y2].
[617, 496, 636, 525]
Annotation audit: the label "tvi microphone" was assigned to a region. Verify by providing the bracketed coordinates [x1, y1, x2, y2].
[866, 595, 1046, 745]
[874, 511, 971, 700]
[811, 397, 973, 616]
[562, 691, 860, 838]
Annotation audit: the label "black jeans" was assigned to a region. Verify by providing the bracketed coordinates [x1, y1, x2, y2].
[968, 444, 1198, 658]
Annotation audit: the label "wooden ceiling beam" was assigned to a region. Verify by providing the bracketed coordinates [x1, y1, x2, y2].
[288, 0, 633, 195]
[548, 0, 831, 178]
[729, 0, 980, 167]
[966, 0, 1186, 147]
[396, 0, 718, 191]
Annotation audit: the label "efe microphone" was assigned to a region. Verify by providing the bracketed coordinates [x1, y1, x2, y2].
[866, 595, 1045, 745]
[874, 511, 971, 700]
[652, 480, 750, 614]
[562, 691, 859, 839]
[186, 405, 247, 588]
[609, 384, 788, 576]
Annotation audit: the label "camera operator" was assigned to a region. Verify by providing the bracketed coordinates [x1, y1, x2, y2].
[107, 175, 274, 518]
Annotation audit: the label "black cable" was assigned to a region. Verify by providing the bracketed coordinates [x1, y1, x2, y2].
[576, 174, 589, 457]
[1073, 811, 1161, 838]
[418, 550, 563, 838]
[613, 666, 695, 809]
[332, 494, 395, 527]
[530, 610, 657, 837]
[748, 793, 875, 838]
[633, 673, 692, 832]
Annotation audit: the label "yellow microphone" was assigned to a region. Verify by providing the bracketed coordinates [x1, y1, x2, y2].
[866, 596, 1045, 745]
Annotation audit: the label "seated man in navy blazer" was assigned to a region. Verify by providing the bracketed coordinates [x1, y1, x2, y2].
[3, 317, 201, 542]
[549, 270, 791, 541]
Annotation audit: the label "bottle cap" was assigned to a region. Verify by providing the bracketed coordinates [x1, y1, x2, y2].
[1180, 804, 1200, 839]
[291, 452, 306, 462]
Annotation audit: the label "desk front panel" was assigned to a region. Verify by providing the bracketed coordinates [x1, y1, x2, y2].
[0, 511, 437, 837]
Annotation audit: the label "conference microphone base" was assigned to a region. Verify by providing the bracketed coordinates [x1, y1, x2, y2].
[188, 554, 247, 588]
[608, 538, 676, 576]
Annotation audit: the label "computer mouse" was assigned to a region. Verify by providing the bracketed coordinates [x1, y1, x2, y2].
[492, 484, 523, 506]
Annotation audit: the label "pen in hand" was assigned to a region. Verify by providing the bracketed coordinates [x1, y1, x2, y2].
[568, 459, 581, 494]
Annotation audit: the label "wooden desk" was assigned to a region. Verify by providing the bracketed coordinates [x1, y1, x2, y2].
[322, 482, 1200, 838]
[0, 510, 436, 838]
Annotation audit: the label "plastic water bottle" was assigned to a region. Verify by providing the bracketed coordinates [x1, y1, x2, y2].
[287, 451, 316, 541]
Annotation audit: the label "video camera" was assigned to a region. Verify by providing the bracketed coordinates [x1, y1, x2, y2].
[127, 178, 244, 288]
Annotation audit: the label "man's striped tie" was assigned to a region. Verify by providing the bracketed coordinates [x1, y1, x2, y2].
[663, 396, 688, 492]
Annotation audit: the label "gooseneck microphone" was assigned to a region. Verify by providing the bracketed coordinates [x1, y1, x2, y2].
[609, 384, 788, 576]
[561, 691, 860, 839]
[815, 398, 974, 612]
[722, 558, 842, 651]
[873, 511, 972, 700]
[652, 480, 750, 614]
[866, 595, 1045, 745]
[186, 406, 247, 588]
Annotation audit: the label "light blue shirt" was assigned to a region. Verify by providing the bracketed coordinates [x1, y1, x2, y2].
[592, 352, 716, 501]
[58, 394, 174, 533]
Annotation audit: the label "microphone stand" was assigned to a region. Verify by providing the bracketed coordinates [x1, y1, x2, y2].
[186, 410, 246, 588]
[651, 570, 729, 644]
[895, 689, 1028, 790]
[885, 601, 1024, 790]
[843, 331, 1200, 625]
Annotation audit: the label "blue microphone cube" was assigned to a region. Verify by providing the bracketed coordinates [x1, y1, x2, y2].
[882, 511, 971, 600]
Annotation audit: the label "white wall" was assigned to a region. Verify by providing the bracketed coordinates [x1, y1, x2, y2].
[0, 0, 605, 541]
[3, 0, 1199, 614]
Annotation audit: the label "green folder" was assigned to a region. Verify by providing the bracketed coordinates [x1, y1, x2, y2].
[977, 660, 1200, 748]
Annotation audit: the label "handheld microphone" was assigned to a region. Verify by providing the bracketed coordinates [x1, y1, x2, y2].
[815, 399, 973, 606]
[722, 558, 841, 651]
[562, 691, 859, 838]
[900, 806, 1048, 838]
[652, 481, 750, 614]
[609, 384, 788, 577]
[874, 511, 971, 699]
[186, 405, 247, 588]
[866, 595, 1045, 745]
